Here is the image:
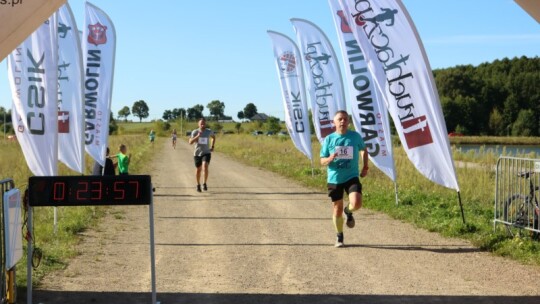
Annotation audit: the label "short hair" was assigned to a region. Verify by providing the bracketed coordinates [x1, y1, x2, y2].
[334, 110, 349, 117]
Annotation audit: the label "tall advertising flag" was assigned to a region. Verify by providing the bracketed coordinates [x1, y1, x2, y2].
[290, 18, 346, 144]
[57, 3, 85, 173]
[8, 15, 59, 176]
[327, 0, 397, 183]
[83, 2, 116, 167]
[336, 0, 459, 191]
[267, 30, 313, 161]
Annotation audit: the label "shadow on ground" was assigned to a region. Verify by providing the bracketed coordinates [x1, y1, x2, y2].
[29, 291, 540, 304]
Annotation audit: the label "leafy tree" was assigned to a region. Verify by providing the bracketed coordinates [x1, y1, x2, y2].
[207, 100, 225, 121]
[132, 100, 149, 122]
[109, 112, 118, 135]
[243, 103, 258, 120]
[512, 109, 535, 136]
[187, 104, 204, 121]
[118, 106, 131, 122]
[172, 108, 186, 120]
[237, 111, 245, 121]
[235, 122, 242, 134]
[488, 108, 504, 136]
[163, 110, 173, 121]
[265, 117, 281, 134]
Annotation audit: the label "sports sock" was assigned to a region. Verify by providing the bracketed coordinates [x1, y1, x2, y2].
[333, 215, 344, 233]
[346, 204, 360, 213]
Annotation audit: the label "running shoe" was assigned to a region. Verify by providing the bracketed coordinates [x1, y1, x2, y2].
[344, 206, 355, 228]
[203, 183, 208, 191]
[335, 232, 344, 248]
[196, 185, 202, 192]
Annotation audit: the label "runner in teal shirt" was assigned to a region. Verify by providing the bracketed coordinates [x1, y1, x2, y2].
[320, 111, 369, 247]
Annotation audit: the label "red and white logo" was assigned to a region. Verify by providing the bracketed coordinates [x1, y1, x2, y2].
[279, 52, 297, 74]
[337, 10, 353, 33]
[88, 22, 107, 46]
[319, 119, 335, 138]
[401, 115, 433, 149]
[58, 111, 70, 133]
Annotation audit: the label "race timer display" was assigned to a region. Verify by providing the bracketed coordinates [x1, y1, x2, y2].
[28, 175, 152, 206]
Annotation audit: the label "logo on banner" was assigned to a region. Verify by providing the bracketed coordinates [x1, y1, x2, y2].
[337, 10, 354, 32]
[401, 115, 433, 149]
[58, 111, 70, 133]
[88, 23, 107, 46]
[320, 120, 335, 138]
[58, 22, 71, 39]
[354, 7, 398, 27]
[279, 52, 296, 74]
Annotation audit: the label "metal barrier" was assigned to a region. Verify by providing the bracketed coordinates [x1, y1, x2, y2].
[494, 157, 540, 237]
[1, 178, 16, 304]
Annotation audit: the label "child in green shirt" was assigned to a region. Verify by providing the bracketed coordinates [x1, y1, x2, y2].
[114, 144, 131, 175]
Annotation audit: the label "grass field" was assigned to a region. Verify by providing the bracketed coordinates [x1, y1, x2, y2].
[1, 122, 539, 290]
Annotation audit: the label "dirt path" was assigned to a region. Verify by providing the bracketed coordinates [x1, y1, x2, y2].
[33, 138, 540, 304]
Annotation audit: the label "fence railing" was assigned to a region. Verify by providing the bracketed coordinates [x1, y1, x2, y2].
[494, 157, 540, 237]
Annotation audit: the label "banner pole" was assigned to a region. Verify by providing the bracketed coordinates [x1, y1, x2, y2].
[27, 207, 33, 304]
[457, 191, 466, 224]
[149, 187, 158, 304]
[394, 182, 399, 206]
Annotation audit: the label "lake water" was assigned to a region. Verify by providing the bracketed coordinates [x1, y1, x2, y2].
[454, 144, 540, 157]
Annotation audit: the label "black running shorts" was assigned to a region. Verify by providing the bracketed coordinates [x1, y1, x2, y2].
[327, 176, 362, 202]
[194, 153, 211, 167]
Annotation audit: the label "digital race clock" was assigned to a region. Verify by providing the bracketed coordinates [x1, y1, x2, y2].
[28, 175, 152, 206]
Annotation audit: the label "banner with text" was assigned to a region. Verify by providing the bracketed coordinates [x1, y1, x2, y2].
[336, 0, 458, 190]
[8, 16, 59, 176]
[83, 2, 116, 167]
[328, 0, 396, 181]
[57, 3, 85, 173]
[290, 18, 346, 143]
[267, 30, 313, 160]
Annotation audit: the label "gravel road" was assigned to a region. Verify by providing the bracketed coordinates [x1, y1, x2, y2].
[32, 139, 540, 304]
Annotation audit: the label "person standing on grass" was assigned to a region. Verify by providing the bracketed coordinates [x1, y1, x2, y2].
[149, 129, 156, 145]
[92, 147, 117, 176]
[171, 128, 178, 149]
[111, 144, 131, 175]
[320, 110, 369, 248]
[189, 118, 215, 192]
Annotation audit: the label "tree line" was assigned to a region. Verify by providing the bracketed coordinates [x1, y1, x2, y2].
[434, 56, 539, 136]
[1, 56, 537, 137]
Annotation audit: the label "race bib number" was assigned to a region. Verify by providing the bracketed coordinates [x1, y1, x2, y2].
[335, 146, 353, 159]
[198, 137, 208, 145]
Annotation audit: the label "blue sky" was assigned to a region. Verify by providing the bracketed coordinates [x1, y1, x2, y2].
[0, 0, 538, 121]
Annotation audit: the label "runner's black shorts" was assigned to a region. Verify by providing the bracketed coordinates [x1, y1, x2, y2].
[327, 176, 362, 201]
[194, 153, 211, 167]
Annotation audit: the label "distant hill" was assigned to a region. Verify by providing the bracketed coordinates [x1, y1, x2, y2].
[433, 56, 539, 136]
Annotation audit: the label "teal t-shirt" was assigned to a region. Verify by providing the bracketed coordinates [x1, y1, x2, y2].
[320, 130, 366, 184]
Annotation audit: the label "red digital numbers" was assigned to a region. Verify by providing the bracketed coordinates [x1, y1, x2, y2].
[113, 181, 125, 200]
[53, 182, 65, 201]
[28, 175, 150, 207]
[129, 181, 139, 199]
[90, 182, 102, 200]
[76, 182, 89, 200]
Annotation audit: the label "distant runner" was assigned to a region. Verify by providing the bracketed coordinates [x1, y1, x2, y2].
[188, 118, 215, 192]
